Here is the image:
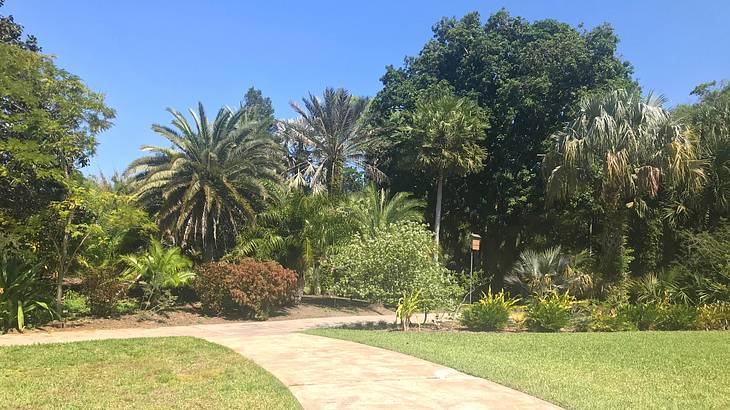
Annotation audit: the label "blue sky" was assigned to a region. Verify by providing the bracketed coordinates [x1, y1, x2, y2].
[5, 1, 730, 175]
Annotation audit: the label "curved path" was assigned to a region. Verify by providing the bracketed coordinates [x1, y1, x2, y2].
[0, 316, 561, 409]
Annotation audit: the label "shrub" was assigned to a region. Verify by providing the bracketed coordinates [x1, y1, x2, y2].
[526, 292, 574, 332]
[698, 302, 730, 330]
[460, 290, 518, 331]
[589, 304, 636, 332]
[1, 255, 55, 332]
[622, 303, 663, 330]
[114, 298, 140, 315]
[655, 304, 698, 330]
[62, 290, 90, 319]
[328, 221, 461, 308]
[84, 268, 129, 316]
[122, 241, 194, 311]
[195, 259, 297, 319]
[396, 289, 422, 331]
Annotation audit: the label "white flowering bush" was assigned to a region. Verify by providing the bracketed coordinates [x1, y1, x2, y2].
[328, 221, 462, 308]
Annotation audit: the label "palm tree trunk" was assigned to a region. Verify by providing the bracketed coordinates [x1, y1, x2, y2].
[600, 205, 627, 282]
[434, 171, 444, 252]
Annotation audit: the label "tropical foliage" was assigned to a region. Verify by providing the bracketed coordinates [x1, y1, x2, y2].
[125, 103, 281, 260]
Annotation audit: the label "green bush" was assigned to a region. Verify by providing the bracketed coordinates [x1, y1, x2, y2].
[526, 292, 573, 332]
[460, 290, 519, 331]
[84, 268, 129, 316]
[396, 289, 422, 331]
[195, 259, 297, 319]
[589, 304, 636, 332]
[62, 290, 90, 319]
[622, 303, 663, 330]
[655, 304, 698, 330]
[1, 255, 56, 332]
[114, 298, 140, 315]
[698, 302, 730, 330]
[328, 221, 461, 308]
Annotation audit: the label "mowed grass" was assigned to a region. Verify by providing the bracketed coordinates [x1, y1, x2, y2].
[0, 337, 300, 410]
[307, 329, 730, 409]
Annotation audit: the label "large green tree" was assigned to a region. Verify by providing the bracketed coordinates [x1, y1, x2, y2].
[125, 103, 281, 260]
[543, 89, 703, 280]
[369, 10, 635, 279]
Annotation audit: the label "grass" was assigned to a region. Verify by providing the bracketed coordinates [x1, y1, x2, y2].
[307, 329, 730, 409]
[0, 337, 300, 410]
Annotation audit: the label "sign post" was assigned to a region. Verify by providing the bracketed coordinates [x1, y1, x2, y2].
[469, 233, 481, 303]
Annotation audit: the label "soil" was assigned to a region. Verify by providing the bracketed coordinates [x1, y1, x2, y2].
[26, 295, 393, 334]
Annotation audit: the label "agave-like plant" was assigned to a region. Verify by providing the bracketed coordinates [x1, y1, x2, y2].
[543, 89, 704, 279]
[348, 184, 424, 236]
[0, 255, 55, 333]
[505, 246, 593, 298]
[125, 103, 281, 260]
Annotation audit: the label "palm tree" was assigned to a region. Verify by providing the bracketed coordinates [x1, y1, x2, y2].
[122, 240, 195, 309]
[402, 88, 487, 249]
[283, 88, 382, 193]
[505, 246, 592, 298]
[543, 89, 704, 280]
[125, 103, 281, 260]
[228, 187, 353, 282]
[349, 184, 424, 236]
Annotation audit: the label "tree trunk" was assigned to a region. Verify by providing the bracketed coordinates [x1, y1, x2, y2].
[433, 172, 444, 254]
[599, 206, 628, 282]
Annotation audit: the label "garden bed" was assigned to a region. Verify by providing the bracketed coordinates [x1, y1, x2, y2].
[22, 296, 392, 334]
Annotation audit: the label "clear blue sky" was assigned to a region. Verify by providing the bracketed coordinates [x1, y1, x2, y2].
[5, 0, 730, 175]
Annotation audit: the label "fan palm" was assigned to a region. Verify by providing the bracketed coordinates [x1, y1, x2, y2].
[125, 103, 281, 260]
[543, 89, 704, 279]
[349, 184, 424, 236]
[505, 246, 592, 298]
[401, 88, 487, 248]
[282, 88, 382, 193]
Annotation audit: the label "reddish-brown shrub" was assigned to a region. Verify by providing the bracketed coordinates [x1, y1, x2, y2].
[83, 268, 129, 316]
[194, 259, 297, 318]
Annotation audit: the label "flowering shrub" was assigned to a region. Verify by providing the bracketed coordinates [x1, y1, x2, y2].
[195, 259, 297, 319]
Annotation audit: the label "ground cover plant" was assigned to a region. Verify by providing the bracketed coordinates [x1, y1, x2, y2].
[308, 329, 730, 409]
[0, 337, 301, 409]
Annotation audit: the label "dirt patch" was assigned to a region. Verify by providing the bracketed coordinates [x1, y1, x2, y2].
[25, 296, 393, 334]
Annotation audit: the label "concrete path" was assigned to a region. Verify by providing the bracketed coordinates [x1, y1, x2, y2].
[0, 316, 562, 410]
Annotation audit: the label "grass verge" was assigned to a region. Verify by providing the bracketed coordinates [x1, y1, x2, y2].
[0, 337, 300, 409]
[306, 329, 730, 409]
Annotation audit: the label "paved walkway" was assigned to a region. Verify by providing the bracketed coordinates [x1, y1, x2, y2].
[0, 316, 562, 410]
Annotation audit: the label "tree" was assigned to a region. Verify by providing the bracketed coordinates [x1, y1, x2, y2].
[348, 184, 424, 236]
[400, 87, 487, 248]
[543, 89, 704, 280]
[672, 81, 730, 226]
[0, 44, 114, 234]
[284, 87, 382, 194]
[125, 103, 281, 260]
[369, 10, 634, 280]
[228, 187, 355, 286]
[0, 1, 40, 52]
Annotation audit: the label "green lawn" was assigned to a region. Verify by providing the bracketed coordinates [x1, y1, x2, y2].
[307, 329, 730, 409]
[0, 337, 300, 410]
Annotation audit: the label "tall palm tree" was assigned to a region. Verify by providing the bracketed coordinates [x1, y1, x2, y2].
[402, 88, 487, 249]
[125, 103, 281, 260]
[543, 89, 704, 280]
[283, 88, 382, 193]
[349, 184, 424, 236]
